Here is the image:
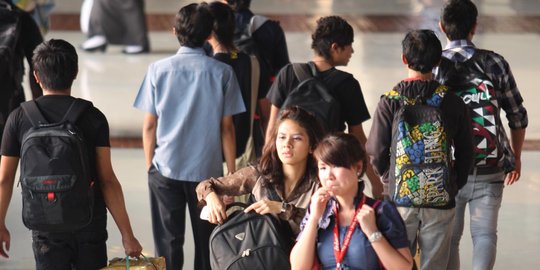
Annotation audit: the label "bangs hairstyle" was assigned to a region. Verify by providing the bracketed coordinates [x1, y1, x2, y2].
[314, 133, 367, 177]
[258, 106, 324, 186]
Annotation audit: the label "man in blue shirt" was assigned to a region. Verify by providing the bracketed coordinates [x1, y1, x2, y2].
[133, 3, 245, 270]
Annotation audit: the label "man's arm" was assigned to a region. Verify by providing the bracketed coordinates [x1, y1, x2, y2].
[264, 105, 280, 145]
[257, 98, 271, 132]
[349, 124, 383, 198]
[0, 156, 20, 258]
[506, 128, 526, 185]
[95, 147, 142, 257]
[221, 115, 236, 174]
[142, 113, 157, 171]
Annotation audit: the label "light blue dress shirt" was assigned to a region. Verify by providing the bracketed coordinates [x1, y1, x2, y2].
[134, 46, 245, 181]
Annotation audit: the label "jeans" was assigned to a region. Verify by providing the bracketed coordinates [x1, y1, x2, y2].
[148, 166, 216, 270]
[447, 171, 505, 270]
[32, 229, 108, 270]
[397, 207, 455, 270]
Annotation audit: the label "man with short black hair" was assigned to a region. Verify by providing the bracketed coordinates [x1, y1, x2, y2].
[133, 3, 245, 270]
[266, 15, 383, 198]
[0, 38, 142, 269]
[367, 29, 473, 270]
[435, 1, 528, 269]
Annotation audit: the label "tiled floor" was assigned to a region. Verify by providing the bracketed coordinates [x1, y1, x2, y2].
[2, 0, 540, 269]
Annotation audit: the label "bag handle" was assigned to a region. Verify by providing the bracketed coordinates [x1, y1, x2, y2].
[124, 254, 158, 270]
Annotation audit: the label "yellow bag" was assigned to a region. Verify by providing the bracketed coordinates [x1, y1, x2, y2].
[101, 255, 166, 270]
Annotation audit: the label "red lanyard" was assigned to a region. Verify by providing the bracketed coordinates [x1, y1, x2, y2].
[332, 196, 366, 270]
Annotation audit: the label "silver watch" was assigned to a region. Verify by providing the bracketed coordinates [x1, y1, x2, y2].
[280, 202, 288, 213]
[368, 231, 382, 243]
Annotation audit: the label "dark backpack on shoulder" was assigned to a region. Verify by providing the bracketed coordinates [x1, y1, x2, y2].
[280, 62, 349, 133]
[437, 50, 514, 172]
[19, 99, 95, 232]
[234, 15, 271, 87]
[0, 2, 21, 86]
[387, 85, 455, 208]
[209, 201, 291, 270]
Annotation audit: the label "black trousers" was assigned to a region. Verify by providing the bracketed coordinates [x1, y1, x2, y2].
[32, 229, 108, 270]
[148, 166, 215, 270]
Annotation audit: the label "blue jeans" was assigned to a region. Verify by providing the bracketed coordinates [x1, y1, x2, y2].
[447, 170, 505, 270]
[32, 229, 108, 270]
[397, 207, 455, 270]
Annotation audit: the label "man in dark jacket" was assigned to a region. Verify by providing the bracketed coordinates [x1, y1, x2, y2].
[366, 30, 474, 270]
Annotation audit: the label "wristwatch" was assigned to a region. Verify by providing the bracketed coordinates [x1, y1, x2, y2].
[280, 202, 289, 213]
[368, 231, 382, 243]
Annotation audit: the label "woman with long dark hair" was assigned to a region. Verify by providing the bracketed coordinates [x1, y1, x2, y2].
[196, 106, 324, 236]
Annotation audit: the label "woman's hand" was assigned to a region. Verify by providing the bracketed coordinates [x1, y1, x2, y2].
[356, 204, 378, 236]
[309, 187, 332, 220]
[244, 199, 282, 215]
[205, 192, 227, 224]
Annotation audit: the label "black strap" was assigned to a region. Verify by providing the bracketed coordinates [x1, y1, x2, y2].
[61, 98, 91, 123]
[21, 98, 91, 128]
[21, 101, 48, 127]
[292, 62, 351, 89]
[291, 63, 313, 82]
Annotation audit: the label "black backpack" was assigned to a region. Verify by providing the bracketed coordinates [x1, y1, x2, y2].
[209, 190, 292, 270]
[386, 85, 455, 208]
[0, 2, 21, 86]
[234, 15, 271, 87]
[280, 62, 349, 133]
[437, 50, 514, 172]
[19, 99, 95, 232]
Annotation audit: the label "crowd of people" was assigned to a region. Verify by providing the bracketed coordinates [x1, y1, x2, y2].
[0, 0, 528, 270]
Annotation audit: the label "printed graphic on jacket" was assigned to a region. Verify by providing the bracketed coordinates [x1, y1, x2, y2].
[387, 85, 454, 207]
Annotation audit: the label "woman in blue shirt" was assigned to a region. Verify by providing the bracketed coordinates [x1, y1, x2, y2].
[291, 133, 413, 270]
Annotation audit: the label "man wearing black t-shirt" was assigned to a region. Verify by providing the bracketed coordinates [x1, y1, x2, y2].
[266, 16, 383, 198]
[0, 39, 142, 269]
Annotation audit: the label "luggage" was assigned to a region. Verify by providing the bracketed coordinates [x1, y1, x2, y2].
[209, 202, 291, 270]
[101, 256, 166, 270]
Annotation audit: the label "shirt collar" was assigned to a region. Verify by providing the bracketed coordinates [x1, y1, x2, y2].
[444, 39, 476, 50]
[177, 46, 206, 55]
[443, 40, 476, 61]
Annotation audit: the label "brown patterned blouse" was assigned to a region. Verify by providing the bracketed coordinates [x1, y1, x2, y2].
[196, 166, 319, 235]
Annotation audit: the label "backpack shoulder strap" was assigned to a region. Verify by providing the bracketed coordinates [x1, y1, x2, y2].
[62, 98, 92, 123]
[291, 63, 313, 82]
[21, 101, 48, 127]
[249, 15, 269, 35]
